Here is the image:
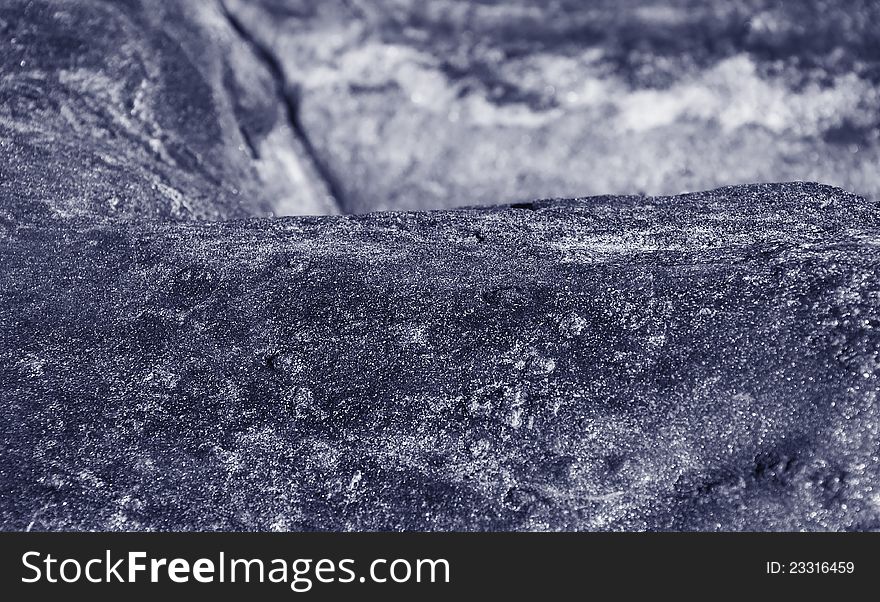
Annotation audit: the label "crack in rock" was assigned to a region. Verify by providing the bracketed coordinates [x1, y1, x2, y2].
[219, 0, 347, 215]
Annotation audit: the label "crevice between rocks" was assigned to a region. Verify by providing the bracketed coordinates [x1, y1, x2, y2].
[218, 0, 348, 215]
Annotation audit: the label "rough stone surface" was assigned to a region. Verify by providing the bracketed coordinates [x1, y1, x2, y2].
[0, 0, 338, 220]
[2, 182, 879, 531]
[2, 0, 879, 533]
[225, 0, 880, 212]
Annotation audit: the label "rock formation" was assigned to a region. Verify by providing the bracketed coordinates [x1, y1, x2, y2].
[2, 183, 879, 530]
[1, 0, 878, 531]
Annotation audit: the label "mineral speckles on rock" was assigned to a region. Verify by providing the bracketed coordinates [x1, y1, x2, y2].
[1, 182, 879, 531]
[1, 0, 879, 534]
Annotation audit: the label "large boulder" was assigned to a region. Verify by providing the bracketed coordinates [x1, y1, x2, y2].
[2, 182, 878, 530]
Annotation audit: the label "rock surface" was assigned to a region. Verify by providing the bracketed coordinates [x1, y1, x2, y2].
[1, 0, 879, 532]
[0, 0, 338, 220]
[2, 182, 879, 531]
[226, 0, 880, 212]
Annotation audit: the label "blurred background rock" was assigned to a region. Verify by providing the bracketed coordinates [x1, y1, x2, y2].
[225, 0, 880, 213]
[2, 0, 879, 217]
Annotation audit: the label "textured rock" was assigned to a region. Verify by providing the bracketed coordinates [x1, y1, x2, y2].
[1, 0, 879, 534]
[0, 0, 338, 220]
[225, 0, 880, 212]
[2, 182, 879, 531]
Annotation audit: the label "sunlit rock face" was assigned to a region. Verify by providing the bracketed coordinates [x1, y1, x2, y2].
[2, 183, 880, 531]
[225, 0, 880, 213]
[0, 0, 338, 220]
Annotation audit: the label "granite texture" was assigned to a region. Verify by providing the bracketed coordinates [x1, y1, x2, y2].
[1, 0, 879, 532]
[2, 182, 879, 531]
